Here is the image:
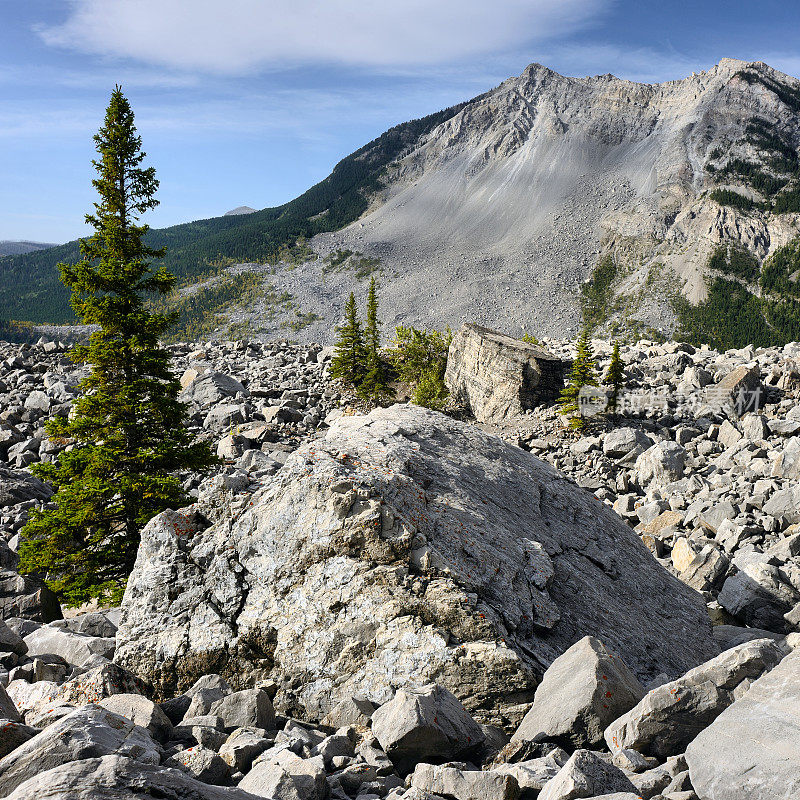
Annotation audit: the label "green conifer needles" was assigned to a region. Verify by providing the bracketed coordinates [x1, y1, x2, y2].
[330, 279, 395, 406]
[359, 278, 394, 404]
[560, 328, 599, 431]
[329, 291, 367, 387]
[19, 88, 216, 606]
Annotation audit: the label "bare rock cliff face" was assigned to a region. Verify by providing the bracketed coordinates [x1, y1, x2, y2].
[115, 405, 718, 727]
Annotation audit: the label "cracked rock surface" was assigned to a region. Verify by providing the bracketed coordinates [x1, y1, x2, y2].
[115, 404, 718, 728]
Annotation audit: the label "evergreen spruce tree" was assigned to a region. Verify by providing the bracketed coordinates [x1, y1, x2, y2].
[560, 327, 599, 431]
[19, 87, 217, 606]
[604, 340, 625, 416]
[329, 292, 366, 387]
[358, 277, 394, 405]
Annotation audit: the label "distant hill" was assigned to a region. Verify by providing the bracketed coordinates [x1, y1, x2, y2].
[0, 241, 57, 257]
[224, 206, 258, 216]
[0, 103, 468, 324]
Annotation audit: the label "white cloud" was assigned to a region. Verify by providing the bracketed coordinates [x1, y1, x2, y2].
[38, 0, 607, 74]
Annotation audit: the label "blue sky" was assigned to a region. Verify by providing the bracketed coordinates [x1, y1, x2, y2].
[2, 0, 800, 243]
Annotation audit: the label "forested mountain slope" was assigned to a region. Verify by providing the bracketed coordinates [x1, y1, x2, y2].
[0, 103, 468, 323]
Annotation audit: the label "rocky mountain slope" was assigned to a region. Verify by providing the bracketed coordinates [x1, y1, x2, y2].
[276, 58, 800, 344]
[0, 104, 467, 324]
[7, 59, 800, 348]
[0, 330, 797, 796]
[224, 207, 258, 216]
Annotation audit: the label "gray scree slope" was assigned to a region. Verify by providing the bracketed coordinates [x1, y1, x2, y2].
[228, 58, 800, 343]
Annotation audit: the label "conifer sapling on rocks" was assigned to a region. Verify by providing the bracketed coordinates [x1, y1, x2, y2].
[560, 327, 599, 431]
[358, 277, 394, 405]
[329, 291, 366, 387]
[19, 87, 217, 607]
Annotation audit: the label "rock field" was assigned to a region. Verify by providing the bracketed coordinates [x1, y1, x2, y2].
[0, 331, 796, 798]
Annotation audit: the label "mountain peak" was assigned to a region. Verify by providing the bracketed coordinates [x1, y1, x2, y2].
[224, 206, 257, 216]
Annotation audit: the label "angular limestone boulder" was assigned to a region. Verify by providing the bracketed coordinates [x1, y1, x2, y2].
[490, 750, 569, 798]
[0, 570, 61, 623]
[410, 763, 520, 800]
[686, 647, 800, 800]
[633, 441, 687, 490]
[219, 728, 272, 772]
[704, 365, 762, 416]
[0, 683, 21, 723]
[0, 721, 37, 760]
[5, 754, 262, 800]
[164, 746, 231, 786]
[511, 636, 645, 749]
[718, 562, 800, 633]
[98, 694, 173, 742]
[771, 435, 800, 481]
[445, 324, 565, 423]
[0, 621, 27, 656]
[604, 638, 785, 758]
[371, 684, 484, 773]
[209, 688, 275, 731]
[23, 625, 115, 667]
[55, 663, 148, 707]
[115, 406, 718, 724]
[238, 750, 326, 800]
[602, 428, 652, 459]
[0, 706, 161, 796]
[179, 371, 247, 407]
[763, 484, 800, 524]
[538, 750, 638, 800]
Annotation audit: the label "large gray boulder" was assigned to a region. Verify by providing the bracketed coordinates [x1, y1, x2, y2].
[0, 722, 37, 760]
[538, 749, 638, 800]
[704, 365, 762, 416]
[602, 428, 652, 459]
[491, 751, 569, 799]
[5, 754, 263, 799]
[163, 746, 231, 785]
[0, 621, 27, 656]
[0, 570, 61, 623]
[209, 688, 275, 731]
[633, 441, 687, 490]
[0, 683, 21, 723]
[238, 749, 327, 800]
[444, 324, 565, 423]
[98, 694, 173, 742]
[763, 484, 800, 524]
[23, 625, 115, 666]
[771, 435, 800, 481]
[685, 647, 800, 800]
[605, 638, 785, 758]
[371, 684, 484, 773]
[179, 371, 247, 407]
[0, 468, 52, 508]
[0, 705, 161, 796]
[115, 405, 718, 725]
[718, 561, 800, 633]
[55, 663, 148, 707]
[410, 763, 520, 800]
[511, 636, 645, 749]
